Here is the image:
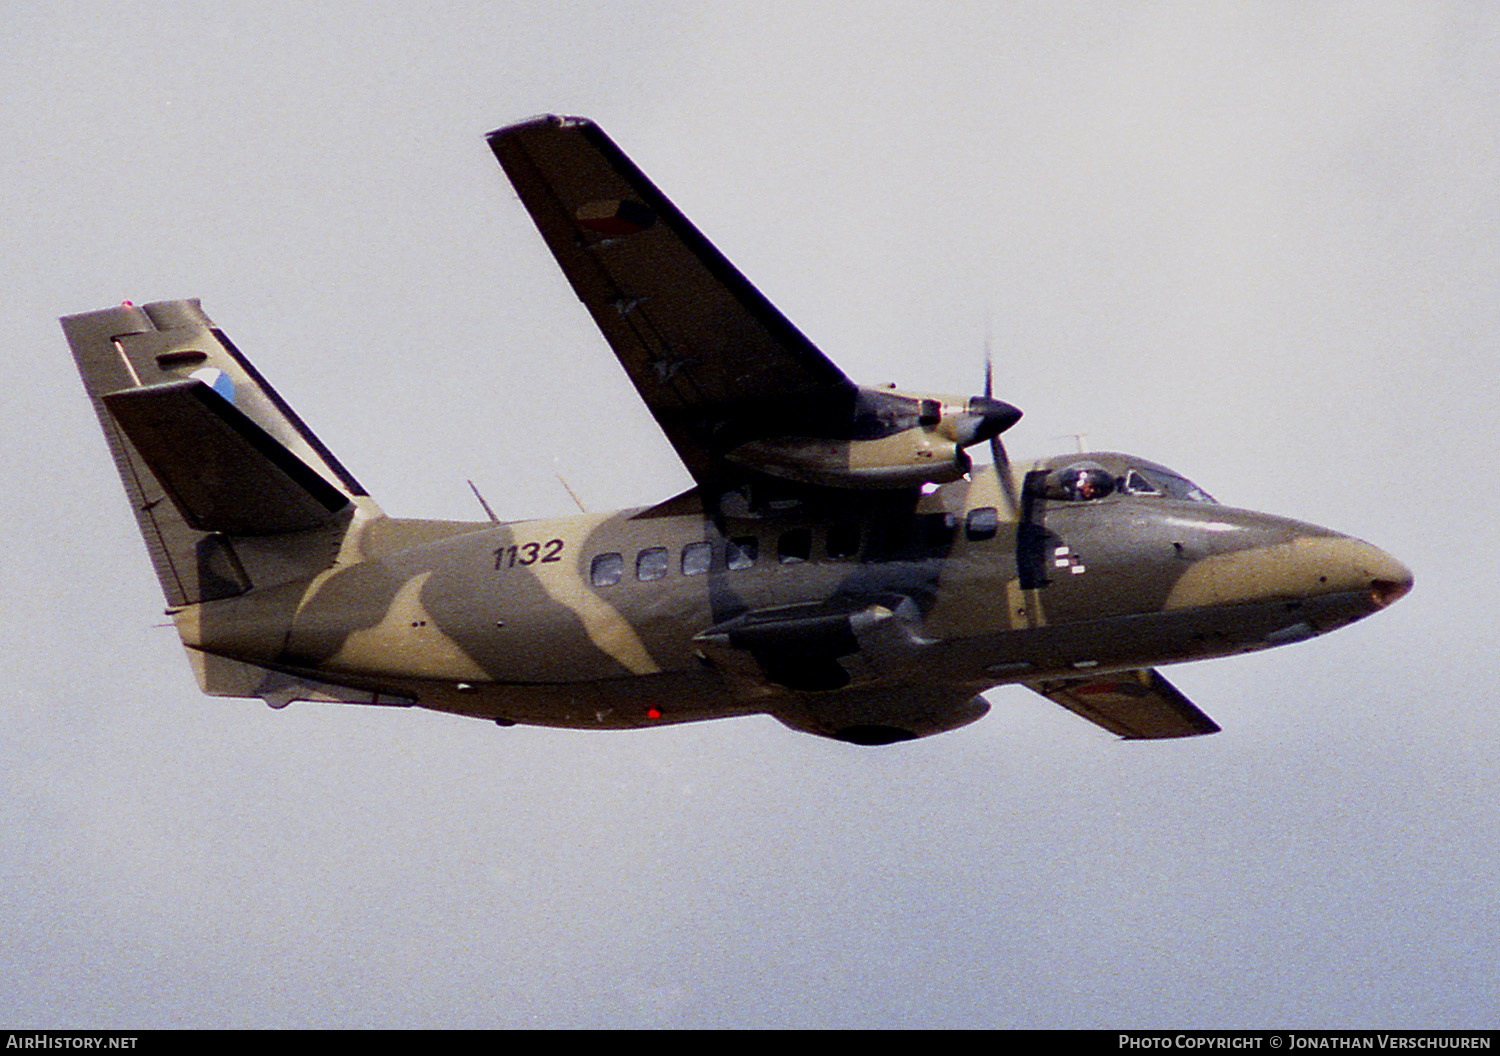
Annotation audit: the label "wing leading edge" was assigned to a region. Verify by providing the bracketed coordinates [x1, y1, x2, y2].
[1028, 668, 1221, 740]
[487, 115, 856, 490]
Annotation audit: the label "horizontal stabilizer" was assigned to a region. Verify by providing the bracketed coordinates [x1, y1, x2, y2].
[103, 378, 350, 535]
[187, 651, 415, 710]
[1028, 668, 1220, 739]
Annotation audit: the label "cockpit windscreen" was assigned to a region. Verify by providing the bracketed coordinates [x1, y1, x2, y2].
[1130, 468, 1216, 504]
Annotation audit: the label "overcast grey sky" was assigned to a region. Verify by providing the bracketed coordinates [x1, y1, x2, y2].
[3, 1, 1496, 1028]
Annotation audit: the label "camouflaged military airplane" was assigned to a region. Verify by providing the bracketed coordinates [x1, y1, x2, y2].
[63, 115, 1413, 745]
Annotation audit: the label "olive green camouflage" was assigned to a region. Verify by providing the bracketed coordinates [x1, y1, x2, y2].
[60, 117, 1412, 745]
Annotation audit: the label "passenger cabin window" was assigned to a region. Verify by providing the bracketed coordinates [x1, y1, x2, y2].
[827, 523, 860, 560]
[726, 536, 758, 570]
[920, 512, 957, 549]
[965, 506, 999, 541]
[866, 512, 957, 562]
[681, 541, 712, 576]
[778, 528, 811, 564]
[636, 547, 669, 581]
[591, 552, 623, 587]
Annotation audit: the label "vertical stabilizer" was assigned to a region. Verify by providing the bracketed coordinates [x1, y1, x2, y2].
[62, 300, 381, 608]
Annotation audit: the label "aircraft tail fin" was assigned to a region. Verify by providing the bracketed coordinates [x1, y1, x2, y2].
[62, 299, 379, 608]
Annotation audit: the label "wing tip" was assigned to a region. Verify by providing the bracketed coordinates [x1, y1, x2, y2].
[1119, 719, 1221, 740]
[485, 113, 595, 143]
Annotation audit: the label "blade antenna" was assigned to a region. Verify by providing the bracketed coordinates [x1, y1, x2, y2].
[554, 467, 588, 513]
[467, 479, 499, 523]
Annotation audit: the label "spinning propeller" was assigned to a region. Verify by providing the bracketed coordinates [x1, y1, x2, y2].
[980, 341, 1022, 517]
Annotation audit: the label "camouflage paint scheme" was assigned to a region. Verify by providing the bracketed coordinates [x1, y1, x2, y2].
[61, 117, 1412, 745]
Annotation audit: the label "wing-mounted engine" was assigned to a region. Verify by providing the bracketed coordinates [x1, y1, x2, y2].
[722, 385, 1021, 490]
[488, 117, 1022, 495]
[693, 594, 936, 694]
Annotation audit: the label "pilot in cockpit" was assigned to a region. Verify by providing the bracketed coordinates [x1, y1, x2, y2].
[1047, 464, 1117, 502]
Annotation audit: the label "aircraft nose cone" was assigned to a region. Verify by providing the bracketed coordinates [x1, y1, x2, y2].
[1319, 536, 1413, 610]
[1361, 547, 1414, 609]
[1162, 526, 1412, 616]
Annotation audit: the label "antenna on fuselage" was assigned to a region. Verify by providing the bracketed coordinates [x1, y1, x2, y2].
[1046, 434, 1091, 455]
[554, 469, 588, 513]
[467, 479, 499, 523]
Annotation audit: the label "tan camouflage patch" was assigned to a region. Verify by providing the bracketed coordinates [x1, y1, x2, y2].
[327, 572, 489, 681]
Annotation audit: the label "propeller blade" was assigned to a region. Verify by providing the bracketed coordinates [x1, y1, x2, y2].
[981, 326, 1021, 516]
[992, 433, 1020, 518]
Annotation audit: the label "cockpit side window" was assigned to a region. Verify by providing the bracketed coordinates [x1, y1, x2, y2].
[778, 527, 812, 564]
[637, 547, 669, 581]
[1036, 455, 1218, 504]
[1044, 464, 1117, 502]
[681, 541, 712, 576]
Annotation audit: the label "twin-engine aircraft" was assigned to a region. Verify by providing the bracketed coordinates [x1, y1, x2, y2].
[63, 115, 1412, 745]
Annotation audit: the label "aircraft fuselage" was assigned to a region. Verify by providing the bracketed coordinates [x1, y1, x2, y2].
[172, 459, 1409, 735]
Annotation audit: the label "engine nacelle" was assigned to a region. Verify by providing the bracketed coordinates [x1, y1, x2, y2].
[719, 383, 1020, 490]
[724, 427, 970, 489]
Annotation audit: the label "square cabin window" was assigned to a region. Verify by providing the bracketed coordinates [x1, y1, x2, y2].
[778, 527, 812, 564]
[827, 523, 860, 560]
[966, 506, 999, 541]
[726, 536, 758, 570]
[636, 547, 669, 581]
[681, 541, 712, 576]
[590, 552, 624, 587]
[917, 512, 956, 551]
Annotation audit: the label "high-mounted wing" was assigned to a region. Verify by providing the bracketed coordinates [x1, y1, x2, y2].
[487, 115, 856, 489]
[1027, 668, 1221, 740]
